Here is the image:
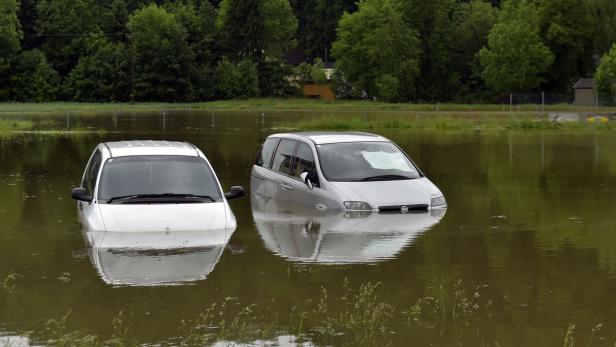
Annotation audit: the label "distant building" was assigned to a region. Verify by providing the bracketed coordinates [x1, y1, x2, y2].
[573, 78, 596, 105]
[324, 62, 335, 81]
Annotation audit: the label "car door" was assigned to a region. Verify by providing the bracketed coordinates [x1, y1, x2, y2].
[251, 137, 279, 199]
[80, 148, 103, 229]
[285, 141, 328, 209]
[268, 138, 299, 202]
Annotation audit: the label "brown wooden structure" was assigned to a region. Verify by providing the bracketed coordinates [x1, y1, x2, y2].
[302, 83, 335, 101]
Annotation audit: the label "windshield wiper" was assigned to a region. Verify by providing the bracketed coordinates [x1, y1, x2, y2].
[360, 174, 415, 181]
[107, 193, 216, 203]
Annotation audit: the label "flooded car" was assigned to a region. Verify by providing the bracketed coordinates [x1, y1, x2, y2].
[251, 131, 446, 212]
[71, 140, 244, 249]
[251, 193, 445, 264]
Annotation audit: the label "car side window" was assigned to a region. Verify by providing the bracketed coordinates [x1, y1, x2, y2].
[294, 142, 320, 187]
[255, 138, 279, 168]
[271, 139, 297, 176]
[293, 143, 315, 175]
[82, 149, 102, 196]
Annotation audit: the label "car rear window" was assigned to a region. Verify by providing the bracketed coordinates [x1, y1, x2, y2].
[292, 143, 315, 178]
[271, 139, 297, 176]
[255, 138, 279, 168]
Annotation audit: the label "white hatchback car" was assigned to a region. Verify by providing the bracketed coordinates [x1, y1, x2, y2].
[71, 140, 244, 249]
[251, 132, 446, 213]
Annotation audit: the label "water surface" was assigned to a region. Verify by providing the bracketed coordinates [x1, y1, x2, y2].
[0, 111, 615, 346]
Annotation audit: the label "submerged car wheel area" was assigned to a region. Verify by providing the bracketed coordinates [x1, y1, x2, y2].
[251, 131, 447, 213]
[71, 140, 245, 286]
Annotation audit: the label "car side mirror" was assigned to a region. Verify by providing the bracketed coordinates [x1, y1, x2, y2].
[300, 172, 314, 189]
[225, 186, 245, 200]
[71, 187, 92, 202]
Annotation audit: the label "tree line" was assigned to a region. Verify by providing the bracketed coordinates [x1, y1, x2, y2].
[0, 0, 615, 103]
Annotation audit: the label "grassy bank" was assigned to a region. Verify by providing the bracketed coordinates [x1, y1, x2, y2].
[0, 119, 33, 135]
[1, 98, 616, 114]
[278, 115, 613, 132]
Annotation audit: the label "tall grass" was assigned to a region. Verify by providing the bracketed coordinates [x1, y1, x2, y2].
[2, 99, 616, 114]
[13, 279, 611, 346]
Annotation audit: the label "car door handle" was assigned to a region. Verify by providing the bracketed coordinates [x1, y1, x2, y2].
[281, 183, 294, 190]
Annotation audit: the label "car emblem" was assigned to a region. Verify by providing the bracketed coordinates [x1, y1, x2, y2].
[400, 205, 409, 214]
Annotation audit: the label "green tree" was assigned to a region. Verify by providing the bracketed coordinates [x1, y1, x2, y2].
[17, 0, 38, 50]
[217, 0, 297, 59]
[290, 0, 356, 61]
[478, 2, 554, 94]
[595, 43, 616, 104]
[128, 4, 195, 101]
[166, 0, 219, 100]
[295, 58, 326, 83]
[258, 57, 296, 96]
[8, 49, 60, 102]
[332, 0, 421, 101]
[534, 0, 595, 92]
[102, 0, 129, 42]
[0, 0, 22, 99]
[0, 0, 21, 70]
[215, 57, 259, 99]
[217, 0, 265, 59]
[36, 0, 101, 74]
[65, 35, 130, 101]
[591, 0, 616, 56]
[399, 0, 457, 101]
[451, 0, 497, 98]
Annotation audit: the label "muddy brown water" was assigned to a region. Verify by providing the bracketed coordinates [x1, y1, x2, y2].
[0, 111, 615, 346]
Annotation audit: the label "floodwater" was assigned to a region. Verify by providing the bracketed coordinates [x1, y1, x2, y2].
[0, 111, 615, 346]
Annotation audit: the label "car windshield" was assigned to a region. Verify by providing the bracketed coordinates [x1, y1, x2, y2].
[316, 142, 421, 182]
[98, 155, 222, 202]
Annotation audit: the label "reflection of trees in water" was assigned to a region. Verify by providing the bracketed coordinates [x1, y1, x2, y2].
[2, 115, 616, 344]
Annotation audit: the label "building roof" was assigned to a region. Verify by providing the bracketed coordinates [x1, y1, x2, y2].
[573, 78, 594, 89]
[103, 140, 199, 157]
[270, 131, 389, 145]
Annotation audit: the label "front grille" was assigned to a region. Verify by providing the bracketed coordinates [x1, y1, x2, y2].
[378, 204, 429, 214]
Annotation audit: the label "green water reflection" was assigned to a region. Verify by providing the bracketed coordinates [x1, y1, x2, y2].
[0, 111, 615, 346]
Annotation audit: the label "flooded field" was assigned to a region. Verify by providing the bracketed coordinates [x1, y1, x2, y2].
[0, 111, 615, 346]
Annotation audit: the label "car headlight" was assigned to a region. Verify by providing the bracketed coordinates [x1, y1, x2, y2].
[343, 201, 373, 211]
[431, 195, 446, 207]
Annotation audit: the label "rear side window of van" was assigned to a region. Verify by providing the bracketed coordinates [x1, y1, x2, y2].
[255, 138, 279, 168]
[271, 139, 297, 176]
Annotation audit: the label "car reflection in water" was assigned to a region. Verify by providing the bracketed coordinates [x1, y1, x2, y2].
[82, 227, 232, 287]
[251, 193, 445, 264]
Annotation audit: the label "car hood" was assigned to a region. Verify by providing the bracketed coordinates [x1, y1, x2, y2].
[329, 177, 441, 208]
[98, 202, 228, 233]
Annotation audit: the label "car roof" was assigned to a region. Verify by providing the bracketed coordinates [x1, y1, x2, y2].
[270, 131, 389, 145]
[102, 140, 199, 157]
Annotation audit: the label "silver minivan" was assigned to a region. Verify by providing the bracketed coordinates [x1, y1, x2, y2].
[251, 132, 446, 213]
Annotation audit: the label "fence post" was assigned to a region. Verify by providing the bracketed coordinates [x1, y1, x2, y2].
[541, 91, 545, 114]
[509, 93, 513, 113]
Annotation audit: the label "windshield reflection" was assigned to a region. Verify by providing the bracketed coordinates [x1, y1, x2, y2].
[251, 193, 445, 264]
[82, 227, 231, 287]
